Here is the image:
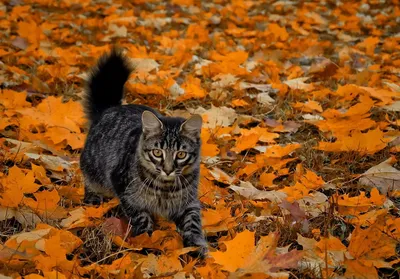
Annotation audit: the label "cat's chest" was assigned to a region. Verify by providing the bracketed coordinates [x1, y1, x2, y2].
[142, 188, 190, 217]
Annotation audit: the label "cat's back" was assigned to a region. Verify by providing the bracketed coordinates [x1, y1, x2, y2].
[81, 104, 160, 185]
[83, 104, 160, 161]
[89, 105, 161, 136]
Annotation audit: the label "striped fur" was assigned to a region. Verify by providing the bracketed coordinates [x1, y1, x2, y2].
[80, 50, 207, 257]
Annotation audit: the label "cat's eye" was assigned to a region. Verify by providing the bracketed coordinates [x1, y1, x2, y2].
[176, 151, 187, 159]
[152, 149, 163, 157]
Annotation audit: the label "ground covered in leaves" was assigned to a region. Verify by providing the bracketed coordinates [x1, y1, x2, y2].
[0, 0, 400, 278]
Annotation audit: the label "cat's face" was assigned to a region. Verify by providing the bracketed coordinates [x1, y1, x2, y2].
[139, 111, 202, 183]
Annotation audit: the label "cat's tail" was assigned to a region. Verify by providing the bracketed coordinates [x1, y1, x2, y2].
[83, 48, 133, 126]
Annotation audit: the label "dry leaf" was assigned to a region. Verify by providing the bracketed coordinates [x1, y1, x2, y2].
[1, 1, 399, 278]
[359, 157, 400, 194]
[284, 77, 314, 91]
[229, 181, 287, 203]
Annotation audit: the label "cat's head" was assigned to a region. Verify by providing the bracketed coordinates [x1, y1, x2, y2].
[139, 111, 202, 182]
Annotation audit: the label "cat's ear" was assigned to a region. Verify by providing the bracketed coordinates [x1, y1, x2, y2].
[142, 111, 163, 135]
[180, 114, 202, 138]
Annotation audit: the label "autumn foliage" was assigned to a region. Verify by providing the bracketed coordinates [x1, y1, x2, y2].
[0, 0, 400, 278]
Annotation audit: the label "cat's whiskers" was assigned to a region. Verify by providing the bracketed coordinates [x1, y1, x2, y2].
[145, 177, 156, 208]
[153, 174, 161, 189]
[137, 176, 153, 208]
[126, 176, 140, 190]
[135, 177, 148, 200]
[172, 176, 178, 201]
[178, 175, 192, 212]
[177, 176, 185, 213]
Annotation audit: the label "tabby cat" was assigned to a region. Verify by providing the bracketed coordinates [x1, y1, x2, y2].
[80, 49, 207, 257]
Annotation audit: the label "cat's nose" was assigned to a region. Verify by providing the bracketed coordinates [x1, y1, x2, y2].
[164, 169, 174, 176]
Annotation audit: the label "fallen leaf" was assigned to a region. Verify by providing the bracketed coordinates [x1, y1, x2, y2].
[229, 181, 287, 203]
[190, 105, 237, 129]
[317, 128, 389, 155]
[336, 188, 386, 216]
[131, 58, 159, 73]
[284, 77, 314, 91]
[359, 157, 400, 194]
[210, 230, 256, 272]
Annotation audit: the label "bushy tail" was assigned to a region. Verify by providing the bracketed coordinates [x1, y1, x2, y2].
[84, 48, 133, 126]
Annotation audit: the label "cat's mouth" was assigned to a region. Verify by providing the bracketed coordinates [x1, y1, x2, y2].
[159, 170, 176, 181]
[158, 170, 176, 181]
[159, 174, 176, 181]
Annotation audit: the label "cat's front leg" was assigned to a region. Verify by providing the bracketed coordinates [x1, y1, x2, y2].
[111, 171, 154, 236]
[175, 203, 208, 258]
[119, 197, 154, 236]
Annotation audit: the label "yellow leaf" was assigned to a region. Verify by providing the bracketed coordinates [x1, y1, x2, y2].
[178, 75, 207, 101]
[211, 230, 256, 272]
[231, 134, 259, 153]
[201, 128, 219, 157]
[17, 20, 42, 49]
[317, 128, 389, 155]
[268, 23, 289, 41]
[0, 166, 41, 208]
[231, 99, 249, 107]
[293, 100, 323, 112]
[31, 163, 51, 185]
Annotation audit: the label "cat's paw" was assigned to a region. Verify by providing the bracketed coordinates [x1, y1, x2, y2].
[132, 226, 153, 237]
[83, 192, 103, 205]
[190, 244, 208, 259]
[184, 237, 208, 259]
[131, 216, 154, 236]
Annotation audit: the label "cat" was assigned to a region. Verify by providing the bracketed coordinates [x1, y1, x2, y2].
[79, 49, 208, 257]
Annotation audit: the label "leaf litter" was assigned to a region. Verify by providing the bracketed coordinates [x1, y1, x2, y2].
[0, 0, 400, 278]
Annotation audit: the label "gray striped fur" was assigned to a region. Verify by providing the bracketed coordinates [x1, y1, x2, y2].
[80, 49, 207, 257]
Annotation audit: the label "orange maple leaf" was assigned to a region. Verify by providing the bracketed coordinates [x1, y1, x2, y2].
[0, 166, 41, 208]
[317, 128, 389, 155]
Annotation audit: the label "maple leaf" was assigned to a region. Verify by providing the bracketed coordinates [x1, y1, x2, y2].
[211, 230, 257, 272]
[131, 57, 159, 73]
[0, 90, 31, 112]
[298, 169, 325, 190]
[17, 20, 43, 50]
[229, 181, 286, 203]
[231, 134, 259, 153]
[31, 163, 51, 185]
[205, 166, 235, 185]
[259, 172, 277, 186]
[201, 128, 220, 157]
[309, 94, 377, 138]
[1, 1, 400, 278]
[178, 75, 207, 101]
[0, 166, 41, 208]
[284, 77, 314, 91]
[268, 23, 289, 41]
[8, 96, 86, 150]
[198, 175, 228, 206]
[231, 99, 249, 108]
[212, 230, 302, 276]
[345, 212, 398, 278]
[293, 100, 323, 113]
[359, 156, 400, 194]
[202, 206, 241, 233]
[24, 189, 67, 219]
[336, 188, 386, 216]
[240, 127, 279, 143]
[317, 128, 389, 155]
[190, 105, 238, 129]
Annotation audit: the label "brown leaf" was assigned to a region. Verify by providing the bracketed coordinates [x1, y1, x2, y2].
[359, 157, 400, 194]
[229, 181, 287, 203]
